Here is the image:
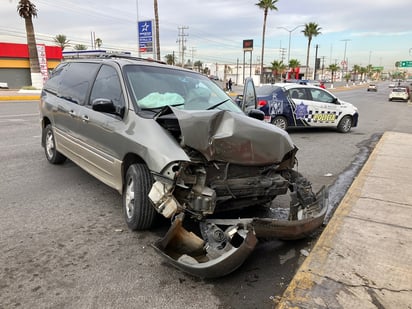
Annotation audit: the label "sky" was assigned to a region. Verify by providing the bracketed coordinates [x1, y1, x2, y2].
[1, 0, 411, 71]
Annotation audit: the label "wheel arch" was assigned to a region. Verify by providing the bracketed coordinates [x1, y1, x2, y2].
[122, 153, 146, 187]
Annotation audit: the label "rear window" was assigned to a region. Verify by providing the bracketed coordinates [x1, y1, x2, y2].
[44, 62, 100, 105]
[393, 88, 406, 92]
[256, 85, 280, 96]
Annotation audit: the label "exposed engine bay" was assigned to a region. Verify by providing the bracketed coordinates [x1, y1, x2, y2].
[148, 107, 328, 278]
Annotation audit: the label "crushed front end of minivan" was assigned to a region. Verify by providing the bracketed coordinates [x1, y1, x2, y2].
[150, 106, 328, 278]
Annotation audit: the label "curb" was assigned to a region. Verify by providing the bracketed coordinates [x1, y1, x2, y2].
[275, 133, 385, 308]
[275, 131, 412, 308]
[0, 95, 40, 101]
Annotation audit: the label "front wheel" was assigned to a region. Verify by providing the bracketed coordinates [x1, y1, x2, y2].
[44, 124, 66, 164]
[123, 163, 158, 230]
[271, 116, 288, 130]
[337, 115, 352, 133]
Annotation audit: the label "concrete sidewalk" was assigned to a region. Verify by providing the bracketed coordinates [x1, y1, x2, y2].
[277, 131, 412, 308]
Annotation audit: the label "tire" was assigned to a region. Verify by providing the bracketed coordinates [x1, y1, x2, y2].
[271, 116, 288, 130]
[337, 115, 352, 133]
[44, 124, 66, 164]
[123, 163, 158, 230]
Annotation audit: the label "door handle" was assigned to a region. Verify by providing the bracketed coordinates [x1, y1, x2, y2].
[69, 110, 76, 117]
[81, 115, 89, 122]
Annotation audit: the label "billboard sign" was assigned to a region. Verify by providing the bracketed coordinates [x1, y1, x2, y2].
[138, 20, 153, 53]
[36, 44, 49, 85]
[243, 39, 253, 51]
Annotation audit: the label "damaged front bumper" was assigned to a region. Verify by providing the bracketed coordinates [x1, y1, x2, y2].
[153, 186, 328, 278]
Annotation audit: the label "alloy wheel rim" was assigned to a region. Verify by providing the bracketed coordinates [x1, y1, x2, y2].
[45, 131, 54, 159]
[125, 178, 135, 219]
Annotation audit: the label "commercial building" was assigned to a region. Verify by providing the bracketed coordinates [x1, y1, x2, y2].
[0, 42, 62, 89]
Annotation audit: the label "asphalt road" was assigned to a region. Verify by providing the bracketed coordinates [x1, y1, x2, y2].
[1, 81, 411, 309]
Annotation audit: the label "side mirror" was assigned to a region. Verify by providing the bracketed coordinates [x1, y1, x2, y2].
[92, 98, 116, 113]
[248, 109, 265, 121]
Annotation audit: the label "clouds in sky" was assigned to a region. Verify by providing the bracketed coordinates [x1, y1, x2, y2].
[1, 0, 411, 69]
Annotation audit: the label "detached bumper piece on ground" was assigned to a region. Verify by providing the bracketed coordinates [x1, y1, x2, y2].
[153, 187, 328, 278]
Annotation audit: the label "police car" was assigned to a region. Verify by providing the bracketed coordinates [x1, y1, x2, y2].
[256, 83, 359, 133]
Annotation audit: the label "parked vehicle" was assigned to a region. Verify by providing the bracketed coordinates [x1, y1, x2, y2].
[40, 54, 327, 278]
[256, 83, 359, 133]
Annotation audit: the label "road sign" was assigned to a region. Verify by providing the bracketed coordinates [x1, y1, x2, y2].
[372, 66, 384, 71]
[138, 20, 153, 53]
[400, 60, 412, 68]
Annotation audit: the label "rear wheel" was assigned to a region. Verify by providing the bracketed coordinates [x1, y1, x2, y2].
[44, 124, 66, 164]
[337, 115, 352, 133]
[271, 116, 288, 130]
[123, 163, 158, 230]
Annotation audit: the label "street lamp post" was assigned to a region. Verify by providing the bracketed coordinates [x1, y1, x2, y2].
[341, 39, 351, 77]
[277, 25, 304, 65]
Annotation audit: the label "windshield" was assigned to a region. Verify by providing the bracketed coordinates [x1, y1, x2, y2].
[123, 64, 243, 114]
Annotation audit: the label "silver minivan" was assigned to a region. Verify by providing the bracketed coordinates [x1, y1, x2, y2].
[40, 55, 327, 278]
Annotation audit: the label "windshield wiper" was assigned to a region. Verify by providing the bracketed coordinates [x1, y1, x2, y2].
[206, 99, 230, 110]
[141, 103, 185, 112]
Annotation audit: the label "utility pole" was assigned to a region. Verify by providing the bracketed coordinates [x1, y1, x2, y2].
[314, 44, 319, 80]
[189, 46, 196, 70]
[177, 26, 189, 67]
[279, 48, 287, 63]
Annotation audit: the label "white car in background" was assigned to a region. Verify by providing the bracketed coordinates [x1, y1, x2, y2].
[389, 87, 409, 102]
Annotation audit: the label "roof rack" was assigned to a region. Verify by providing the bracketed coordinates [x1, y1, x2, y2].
[98, 53, 166, 65]
[62, 50, 166, 65]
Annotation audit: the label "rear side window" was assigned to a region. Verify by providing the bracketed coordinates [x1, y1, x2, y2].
[45, 62, 100, 105]
[43, 62, 69, 95]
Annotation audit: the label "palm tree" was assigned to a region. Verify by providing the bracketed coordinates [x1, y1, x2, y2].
[359, 66, 368, 82]
[16, 0, 41, 88]
[74, 44, 87, 50]
[289, 59, 300, 79]
[302, 22, 322, 79]
[95, 38, 102, 49]
[164, 54, 176, 65]
[328, 63, 340, 87]
[54, 34, 70, 51]
[352, 64, 361, 82]
[194, 60, 203, 72]
[255, 0, 278, 83]
[270, 60, 286, 82]
[154, 0, 160, 61]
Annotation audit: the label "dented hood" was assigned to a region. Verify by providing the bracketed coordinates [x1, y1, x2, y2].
[170, 107, 295, 165]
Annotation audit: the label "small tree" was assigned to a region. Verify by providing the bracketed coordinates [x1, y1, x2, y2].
[344, 73, 351, 86]
[74, 44, 87, 50]
[54, 34, 70, 51]
[270, 60, 286, 82]
[95, 38, 102, 49]
[194, 60, 203, 72]
[164, 54, 176, 65]
[328, 63, 340, 87]
[289, 59, 301, 79]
